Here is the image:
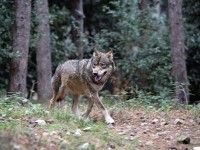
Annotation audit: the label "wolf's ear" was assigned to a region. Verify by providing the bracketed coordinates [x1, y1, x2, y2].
[107, 50, 113, 60]
[93, 48, 100, 57]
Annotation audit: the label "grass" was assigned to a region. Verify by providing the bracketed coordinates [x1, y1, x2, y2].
[0, 93, 199, 149]
[0, 95, 139, 149]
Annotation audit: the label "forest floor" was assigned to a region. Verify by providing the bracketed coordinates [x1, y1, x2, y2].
[0, 97, 200, 150]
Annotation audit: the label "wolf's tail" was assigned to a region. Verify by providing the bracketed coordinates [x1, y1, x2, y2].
[51, 65, 62, 101]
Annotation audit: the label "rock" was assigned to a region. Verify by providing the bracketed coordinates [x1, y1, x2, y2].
[22, 99, 29, 105]
[141, 123, 148, 126]
[35, 119, 46, 126]
[49, 131, 57, 136]
[74, 129, 82, 137]
[42, 132, 49, 136]
[74, 131, 81, 137]
[156, 128, 162, 132]
[177, 135, 190, 144]
[152, 118, 159, 124]
[146, 141, 153, 146]
[193, 147, 200, 150]
[109, 143, 115, 149]
[160, 121, 168, 126]
[13, 144, 21, 150]
[158, 131, 168, 136]
[79, 142, 89, 149]
[174, 119, 186, 125]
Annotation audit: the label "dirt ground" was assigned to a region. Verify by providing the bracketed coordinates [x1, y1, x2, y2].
[1, 102, 200, 150]
[92, 108, 200, 149]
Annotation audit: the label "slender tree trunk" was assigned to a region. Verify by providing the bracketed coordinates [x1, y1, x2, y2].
[8, 0, 31, 96]
[168, 0, 189, 103]
[35, 0, 52, 101]
[71, 0, 85, 59]
[139, 0, 148, 10]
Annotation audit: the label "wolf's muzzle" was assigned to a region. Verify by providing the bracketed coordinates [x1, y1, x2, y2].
[93, 71, 107, 82]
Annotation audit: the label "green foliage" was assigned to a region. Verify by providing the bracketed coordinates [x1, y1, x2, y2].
[91, 0, 172, 93]
[0, 1, 14, 62]
[49, 5, 77, 69]
[0, 95, 17, 110]
[130, 92, 175, 111]
[25, 103, 49, 116]
[183, 0, 200, 101]
[0, 1, 14, 89]
[0, 121, 19, 131]
[54, 111, 72, 122]
[0, 0, 200, 104]
[0, 95, 24, 118]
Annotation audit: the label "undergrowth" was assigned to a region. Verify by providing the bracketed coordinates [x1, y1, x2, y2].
[101, 89, 198, 112]
[0, 93, 199, 149]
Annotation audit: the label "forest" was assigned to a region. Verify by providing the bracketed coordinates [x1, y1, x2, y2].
[0, 0, 200, 149]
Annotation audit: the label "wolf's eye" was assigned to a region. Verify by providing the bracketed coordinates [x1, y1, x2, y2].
[92, 64, 96, 68]
[100, 63, 106, 68]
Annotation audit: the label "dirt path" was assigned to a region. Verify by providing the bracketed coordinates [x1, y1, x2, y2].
[92, 108, 200, 149]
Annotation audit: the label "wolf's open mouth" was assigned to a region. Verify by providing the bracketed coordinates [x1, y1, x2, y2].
[93, 71, 107, 82]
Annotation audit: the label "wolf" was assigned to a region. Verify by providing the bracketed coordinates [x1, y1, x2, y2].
[49, 48, 115, 124]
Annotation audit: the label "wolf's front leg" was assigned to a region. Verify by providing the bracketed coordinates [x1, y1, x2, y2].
[91, 93, 115, 124]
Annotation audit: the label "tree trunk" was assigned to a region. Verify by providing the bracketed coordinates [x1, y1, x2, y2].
[168, 0, 189, 103]
[139, 0, 148, 10]
[71, 0, 85, 59]
[8, 0, 31, 97]
[35, 0, 52, 101]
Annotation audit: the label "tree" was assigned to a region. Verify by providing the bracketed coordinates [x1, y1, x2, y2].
[71, 0, 85, 59]
[138, 0, 147, 10]
[168, 0, 189, 103]
[35, 0, 52, 101]
[8, 0, 31, 96]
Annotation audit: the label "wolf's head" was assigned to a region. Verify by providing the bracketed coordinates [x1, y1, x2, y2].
[90, 48, 115, 83]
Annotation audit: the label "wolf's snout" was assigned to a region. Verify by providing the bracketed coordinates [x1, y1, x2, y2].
[93, 73, 98, 76]
[93, 71, 107, 82]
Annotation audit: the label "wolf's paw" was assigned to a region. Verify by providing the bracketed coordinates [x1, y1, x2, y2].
[105, 116, 115, 125]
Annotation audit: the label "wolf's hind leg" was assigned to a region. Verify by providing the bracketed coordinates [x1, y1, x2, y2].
[49, 84, 67, 109]
[72, 95, 81, 119]
[49, 93, 56, 109]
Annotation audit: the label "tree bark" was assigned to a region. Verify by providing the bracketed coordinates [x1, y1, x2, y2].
[71, 0, 85, 59]
[8, 0, 31, 96]
[139, 0, 148, 10]
[35, 0, 52, 101]
[168, 0, 189, 103]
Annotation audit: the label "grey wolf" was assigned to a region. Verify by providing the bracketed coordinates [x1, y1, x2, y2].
[49, 48, 115, 124]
